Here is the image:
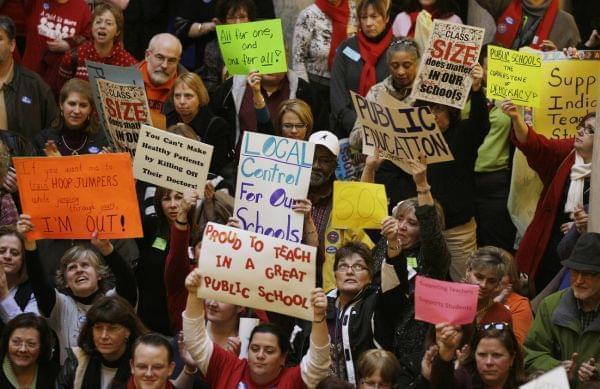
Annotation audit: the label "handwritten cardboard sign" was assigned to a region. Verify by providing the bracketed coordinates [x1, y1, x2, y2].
[332, 181, 388, 229]
[133, 125, 214, 193]
[95, 78, 152, 156]
[14, 154, 143, 240]
[411, 21, 485, 109]
[415, 276, 479, 325]
[235, 132, 314, 243]
[351, 91, 454, 165]
[197, 222, 316, 321]
[487, 46, 542, 107]
[519, 366, 569, 389]
[533, 55, 598, 139]
[216, 19, 287, 75]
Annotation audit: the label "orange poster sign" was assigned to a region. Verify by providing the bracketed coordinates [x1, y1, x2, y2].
[14, 153, 143, 240]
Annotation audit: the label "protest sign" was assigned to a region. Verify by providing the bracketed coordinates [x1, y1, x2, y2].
[411, 21, 485, 109]
[332, 181, 388, 229]
[519, 366, 569, 389]
[487, 46, 542, 107]
[335, 138, 364, 181]
[216, 19, 286, 75]
[133, 125, 214, 193]
[14, 154, 143, 240]
[235, 132, 314, 243]
[96, 78, 152, 156]
[197, 222, 316, 321]
[533, 55, 599, 139]
[415, 276, 479, 325]
[351, 91, 454, 165]
[85, 61, 151, 150]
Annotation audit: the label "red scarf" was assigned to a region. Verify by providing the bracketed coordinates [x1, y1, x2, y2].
[315, 0, 350, 70]
[127, 376, 174, 389]
[494, 0, 558, 49]
[357, 27, 393, 96]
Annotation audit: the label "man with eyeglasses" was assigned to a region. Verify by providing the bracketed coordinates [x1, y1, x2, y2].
[138, 33, 184, 129]
[524, 232, 600, 388]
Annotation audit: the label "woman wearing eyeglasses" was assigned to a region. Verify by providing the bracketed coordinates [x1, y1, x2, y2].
[430, 322, 528, 388]
[501, 101, 596, 293]
[365, 158, 450, 387]
[290, 236, 406, 385]
[253, 98, 314, 141]
[0, 313, 57, 389]
[56, 296, 148, 388]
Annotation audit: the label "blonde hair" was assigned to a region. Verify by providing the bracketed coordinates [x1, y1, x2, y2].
[275, 99, 313, 139]
[392, 197, 445, 230]
[171, 72, 210, 108]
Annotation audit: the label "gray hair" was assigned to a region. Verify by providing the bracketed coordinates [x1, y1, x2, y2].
[147, 33, 183, 58]
[387, 38, 420, 63]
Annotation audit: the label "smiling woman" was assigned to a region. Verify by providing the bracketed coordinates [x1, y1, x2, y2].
[0, 313, 57, 388]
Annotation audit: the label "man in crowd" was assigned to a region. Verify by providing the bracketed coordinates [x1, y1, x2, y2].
[0, 16, 57, 141]
[307, 131, 372, 291]
[524, 232, 600, 388]
[139, 33, 184, 129]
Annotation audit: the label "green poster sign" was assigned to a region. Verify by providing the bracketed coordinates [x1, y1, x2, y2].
[216, 19, 287, 75]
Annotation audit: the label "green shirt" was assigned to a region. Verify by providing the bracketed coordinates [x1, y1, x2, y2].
[462, 96, 511, 172]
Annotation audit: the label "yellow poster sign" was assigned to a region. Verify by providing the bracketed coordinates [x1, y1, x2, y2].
[332, 181, 388, 229]
[533, 59, 598, 139]
[487, 46, 542, 107]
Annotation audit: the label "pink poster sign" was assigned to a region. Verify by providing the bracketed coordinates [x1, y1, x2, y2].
[415, 276, 479, 325]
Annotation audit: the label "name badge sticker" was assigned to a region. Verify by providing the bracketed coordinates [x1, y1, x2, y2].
[343, 46, 361, 62]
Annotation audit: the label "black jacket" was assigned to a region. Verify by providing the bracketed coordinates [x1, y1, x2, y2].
[209, 71, 328, 147]
[290, 254, 405, 384]
[32, 127, 108, 156]
[165, 105, 233, 175]
[3, 63, 58, 141]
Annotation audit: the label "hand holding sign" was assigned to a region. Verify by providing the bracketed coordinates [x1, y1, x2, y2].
[435, 323, 463, 362]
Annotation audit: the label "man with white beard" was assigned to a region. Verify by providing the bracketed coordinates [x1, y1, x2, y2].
[307, 131, 373, 291]
[138, 33, 183, 129]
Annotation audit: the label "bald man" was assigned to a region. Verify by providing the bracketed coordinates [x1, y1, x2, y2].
[138, 33, 184, 129]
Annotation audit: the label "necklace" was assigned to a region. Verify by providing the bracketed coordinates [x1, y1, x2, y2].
[61, 135, 88, 155]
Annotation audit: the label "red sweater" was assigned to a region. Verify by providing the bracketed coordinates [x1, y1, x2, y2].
[206, 344, 305, 389]
[22, 0, 91, 85]
[511, 126, 574, 279]
[164, 225, 194, 334]
[56, 40, 137, 93]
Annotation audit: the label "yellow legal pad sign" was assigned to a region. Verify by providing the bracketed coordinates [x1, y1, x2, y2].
[332, 181, 388, 230]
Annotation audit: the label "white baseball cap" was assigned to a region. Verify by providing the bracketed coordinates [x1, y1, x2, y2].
[308, 131, 340, 157]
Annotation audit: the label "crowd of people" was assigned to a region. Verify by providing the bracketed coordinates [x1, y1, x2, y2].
[0, 0, 598, 387]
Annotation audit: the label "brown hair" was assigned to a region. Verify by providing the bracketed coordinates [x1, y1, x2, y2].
[171, 72, 210, 109]
[357, 349, 402, 384]
[167, 123, 199, 141]
[334, 241, 375, 274]
[92, 2, 125, 43]
[466, 246, 507, 280]
[497, 249, 520, 290]
[357, 0, 391, 18]
[53, 79, 98, 134]
[274, 99, 313, 140]
[78, 295, 148, 355]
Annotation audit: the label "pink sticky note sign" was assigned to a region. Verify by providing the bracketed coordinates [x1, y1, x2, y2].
[414, 276, 479, 325]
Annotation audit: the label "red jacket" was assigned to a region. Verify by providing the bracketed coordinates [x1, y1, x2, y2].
[164, 224, 194, 334]
[512, 126, 574, 279]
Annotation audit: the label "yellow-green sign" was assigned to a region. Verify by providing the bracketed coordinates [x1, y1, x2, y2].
[216, 19, 287, 75]
[487, 46, 542, 107]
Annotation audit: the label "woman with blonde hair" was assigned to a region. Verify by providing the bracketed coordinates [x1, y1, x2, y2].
[166, 72, 233, 175]
[255, 98, 315, 141]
